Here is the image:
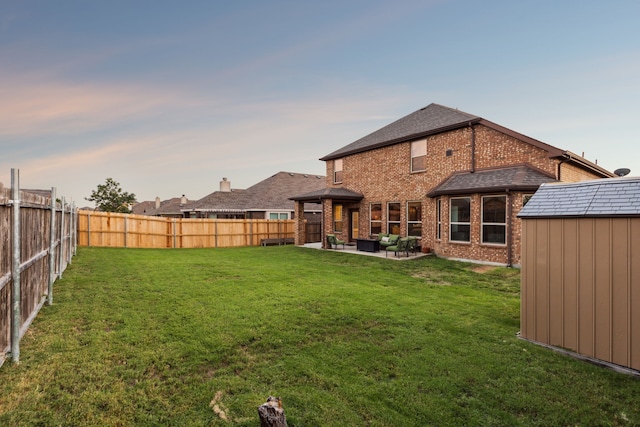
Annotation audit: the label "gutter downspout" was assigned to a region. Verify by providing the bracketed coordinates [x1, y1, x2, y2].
[470, 123, 476, 173]
[506, 189, 513, 267]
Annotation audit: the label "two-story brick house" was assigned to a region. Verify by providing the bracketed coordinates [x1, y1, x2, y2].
[291, 103, 613, 266]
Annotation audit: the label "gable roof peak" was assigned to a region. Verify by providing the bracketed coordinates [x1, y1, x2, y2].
[320, 102, 481, 161]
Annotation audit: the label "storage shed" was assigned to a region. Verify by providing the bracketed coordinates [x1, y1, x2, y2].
[518, 177, 640, 373]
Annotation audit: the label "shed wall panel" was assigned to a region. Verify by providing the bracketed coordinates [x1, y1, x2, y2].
[631, 220, 640, 371]
[577, 219, 595, 358]
[534, 220, 549, 343]
[520, 220, 535, 339]
[548, 220, 564, 347]
[594, 219, 612, 362]
[562, 219, 578, 351]
[611, 219, 629, 367]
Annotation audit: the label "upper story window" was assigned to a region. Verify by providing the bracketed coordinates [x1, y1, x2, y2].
[370, 203, 382, 235]
[387, 202, 401, 235]
[450, 197, 471, 242]
[411, 140, 427, 172]
[407, 201, 422, 237]
[482, 196, 506, 245]
[334, 158, 343, 183]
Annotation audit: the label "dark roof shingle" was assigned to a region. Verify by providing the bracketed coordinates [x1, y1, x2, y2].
[321, 103, 479, 161]
[427, 165, 557, 197]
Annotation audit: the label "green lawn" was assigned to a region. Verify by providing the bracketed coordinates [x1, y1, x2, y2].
[0, 246, 638, 426]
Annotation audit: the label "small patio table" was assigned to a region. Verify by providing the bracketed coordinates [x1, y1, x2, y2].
[356, 238, 380, 253]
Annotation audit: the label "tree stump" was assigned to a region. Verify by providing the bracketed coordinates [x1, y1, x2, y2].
[258, 396, 288, 427]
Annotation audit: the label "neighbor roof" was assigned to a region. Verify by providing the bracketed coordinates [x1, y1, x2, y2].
[188, 172, 326, 213]
[518, 177, 640, 218]
[427, 165, 557, 197]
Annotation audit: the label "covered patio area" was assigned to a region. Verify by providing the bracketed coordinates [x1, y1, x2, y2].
[301, 241, 430, 260]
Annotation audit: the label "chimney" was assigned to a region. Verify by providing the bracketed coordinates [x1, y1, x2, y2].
[180, 194, 187, 205]
[155, 196, 161, 209]
[220, 177, 231, 192]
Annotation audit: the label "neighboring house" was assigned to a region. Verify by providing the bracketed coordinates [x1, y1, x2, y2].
[134, 195, 191, 218]
[291, 103, 613, 266]
[184, 172, 325, 221]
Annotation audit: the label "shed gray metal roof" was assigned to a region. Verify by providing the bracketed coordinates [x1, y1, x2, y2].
[427, 165, 557, 198]
[518, 177, 640, 218]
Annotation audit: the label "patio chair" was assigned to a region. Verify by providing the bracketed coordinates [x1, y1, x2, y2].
[386, 237, 410, 257]
[407, 236, 419, 255]
[326, 234, 345, 249]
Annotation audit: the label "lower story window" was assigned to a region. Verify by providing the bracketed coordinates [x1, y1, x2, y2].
[482, 195, 506, 244]
[450, 197, 470, 242]
[387, 202, 401, 235]
[370, 203, 382, 235]
[407, 201, 422, 236]
[333, 204, 343, 232]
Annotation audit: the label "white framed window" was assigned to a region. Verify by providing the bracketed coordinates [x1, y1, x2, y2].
[482, 195, 506, 245]
[450, 197, 470, 242]
[411, 140, 427, 172]
[407, 201, 422, 237]
[268, 212, 289, 220]
[334, 158, 343, 183]
[387, 202, 401, 235]
[370, 203, 382, 235]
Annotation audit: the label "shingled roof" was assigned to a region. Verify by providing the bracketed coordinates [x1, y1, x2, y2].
[427, 165, 557, 198]
[289, 187, 364, 202]
[518, 177, 640, 218]
[321, 103, 481, 161]
[189, 172, 326, 213]
[320, 103, 612, 178]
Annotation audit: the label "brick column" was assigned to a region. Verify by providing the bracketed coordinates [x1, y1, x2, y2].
[293, 201, 306, 245]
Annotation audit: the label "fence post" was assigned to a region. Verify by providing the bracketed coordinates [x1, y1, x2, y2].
[10, 168, 21, 363]
[87, 212, 91, 247]
[68, 202, 75, 263]
[58, 197, 65, 279]
[48, 187, 57, 306]
[172, 219, 176, 248]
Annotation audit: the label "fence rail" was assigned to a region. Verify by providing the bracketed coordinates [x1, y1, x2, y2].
[77, 211, 296, 248]
[1, 169, 77, 366]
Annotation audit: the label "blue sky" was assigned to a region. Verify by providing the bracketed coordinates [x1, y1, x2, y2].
[1, 0, 638, 206]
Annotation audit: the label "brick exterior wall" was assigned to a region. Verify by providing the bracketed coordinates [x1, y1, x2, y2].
[323, 123, 605, 265]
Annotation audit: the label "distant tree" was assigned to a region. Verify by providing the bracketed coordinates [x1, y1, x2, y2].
[86, 178, 137, 213]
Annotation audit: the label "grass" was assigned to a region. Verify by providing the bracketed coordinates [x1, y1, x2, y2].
[0, 246, 638, 426]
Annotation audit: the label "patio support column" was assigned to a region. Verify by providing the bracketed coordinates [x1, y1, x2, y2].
[322, 199, 332, 249]
[293, 201, 305, 245]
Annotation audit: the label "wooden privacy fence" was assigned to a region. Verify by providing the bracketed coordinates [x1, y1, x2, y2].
[78, 211, 296, 248]
[1, 169, 77, 366]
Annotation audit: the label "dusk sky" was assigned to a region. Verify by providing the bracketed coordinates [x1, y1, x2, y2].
[1, 1, 638, 207]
